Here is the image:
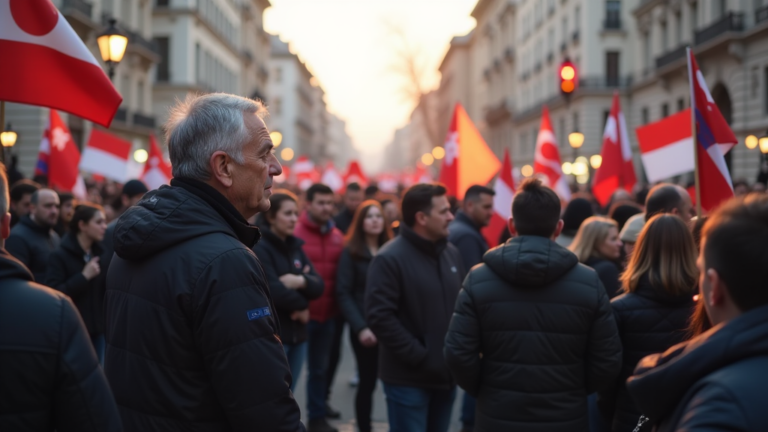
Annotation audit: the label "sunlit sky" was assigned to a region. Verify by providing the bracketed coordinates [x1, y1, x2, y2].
[264, 0, 478, 173]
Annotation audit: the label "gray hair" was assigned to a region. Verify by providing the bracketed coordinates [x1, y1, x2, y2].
[165, 93, 268, 180]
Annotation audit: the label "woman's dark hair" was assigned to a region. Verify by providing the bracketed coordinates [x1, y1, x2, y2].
[260, 189, 298, 226]
[345, 200, 392, 259]
[69, 203, 104, 234]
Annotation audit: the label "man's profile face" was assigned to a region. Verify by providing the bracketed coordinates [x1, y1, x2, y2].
[231, 114, 282, 218]
[11, 193, 33, 217]
[344, 189, 364, 213]
[32, 190, 60, 228]
[422, 195, 454, 240]
[468, 193, 494, 227]
[308, 193, 335, 225]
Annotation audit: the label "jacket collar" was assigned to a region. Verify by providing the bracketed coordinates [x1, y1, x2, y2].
[61, 232, 103, 260]
[400, 224, 447, 258]
[454, 210, 482, 233]
[20, 215, 53, 235]
[0, 248, 34, 282]
[299, 211, 335, 235]
[171, 177, 261, 248]
[633, 274, 695, 306]
[257, 221, 304, 253]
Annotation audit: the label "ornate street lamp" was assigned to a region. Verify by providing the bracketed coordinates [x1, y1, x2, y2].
[1, 123, 18, 166]
[97, 19, 128, 80]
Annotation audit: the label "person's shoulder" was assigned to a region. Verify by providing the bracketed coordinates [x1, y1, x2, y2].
[0, 279, 68, 311]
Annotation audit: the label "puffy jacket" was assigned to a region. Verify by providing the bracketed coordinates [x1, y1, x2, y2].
[104, 177, 304, 432]
[293, 212, 344, 323]
[45, 233, 105, 335]
[336, 247, 372, 335]
[252, 224, 324, 345]
[5, 215, 60, 282]
[598, 277, 694, 432]
[585, 256, 621, 298]
[627, 303, 768, 432]
[447, 210, 488, 271]
[366, 225, 466, 390]
[0, 248, 121, 432]
[444, 236, 622, 432]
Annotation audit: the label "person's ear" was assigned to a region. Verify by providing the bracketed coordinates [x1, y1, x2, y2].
[209, 151, 234, 188]
[1, 213, 10, 240]
[707, 268, 728, 307]
[415, 211, 428, 227]
[507, 217, 516, 236]
[552, 219, 564, 238]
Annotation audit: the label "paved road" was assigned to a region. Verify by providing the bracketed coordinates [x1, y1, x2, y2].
[291, 325, 467, 432]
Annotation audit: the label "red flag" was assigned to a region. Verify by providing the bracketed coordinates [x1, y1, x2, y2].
[636, 109, 694, 182]
[592, 92, 637, 206]
[534, 106, 571, 200]
[80, 129, 131, 182]
[40, 110, 82, 193]
[0, 0, 122, 127]
[142, 135, 173, 190]
[688, 49, 736, 212]
[438, 103, 501, 199]
[482, 149, 515, 247]
[343, 160, 368, 186]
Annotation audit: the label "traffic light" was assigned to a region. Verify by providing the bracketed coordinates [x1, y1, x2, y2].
[559, 59, 577, 95]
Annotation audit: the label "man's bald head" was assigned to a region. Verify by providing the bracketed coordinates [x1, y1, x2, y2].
[645, 183, 694, 221]
[30, 189, 60, 228]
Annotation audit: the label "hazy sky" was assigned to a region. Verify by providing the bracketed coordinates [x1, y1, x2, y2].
[264, 0, 477, 173]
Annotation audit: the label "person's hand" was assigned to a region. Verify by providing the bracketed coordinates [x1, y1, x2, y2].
[358, 328, 377, 347]
[290, 309, 310, 324]
[82, 257, 101, 280]
[302, 264, 311, 274]
[279, 274, 306, 289]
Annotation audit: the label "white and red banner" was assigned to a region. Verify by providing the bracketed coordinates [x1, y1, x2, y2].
[80, 129, 131, 182]
[636, 109, 694, 183]
[482, 149, 515, 248]
[293, 155, 319, 191]
[35, 110, 85, 198]
[142, 135, 173, 190]
[0, 0, 122, 127]
[377, 173, 399, 194]
[534, 106, 571, 200]
[592, 92, 637, 206]
[321, 163, 344, 193]
[343, 160, 368, 186]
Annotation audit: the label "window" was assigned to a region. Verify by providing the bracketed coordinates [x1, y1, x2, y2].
[195, 43, 201, 84]
[562, 17, 568, 43]
[155, 37, 170, 81]
[661, 21, 668, 52]
[137, 80, 145, 113]
[575, 5, 581, 30]
[675, 12, 682, 46]
[573, 112, 580, 133]
[641, 107, 649, 124]
[156, 0, 169, 6]
[714, 0, 726, 19]
[691, 1, 698, 35]
[661, 103, 669, 118]
[605, 1, 621, 28]
[643, 32, 651, 72]
[274, 67, 282, 83]
[559, 117, 566, 148]
[606, 51, 620, 86]
[677, 98, 685, 111]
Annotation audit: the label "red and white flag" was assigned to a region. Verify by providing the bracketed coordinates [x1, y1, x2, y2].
[0, 0, 122, 127]
[482, 149, 515, 248]
[377, 173, 399, 193]
[534, 106, 571, 200]
[688, 48, 736, 212]
[636, 109, 694, 183]
[80, 129, 131, 182]
[142, 135, 173, 190]
[321, 163, 344, 193]
[293, 156, 319, 191]
[35, 110, 86, 197]
[343, 160, 368, 186]
[592, 92, 637, 206]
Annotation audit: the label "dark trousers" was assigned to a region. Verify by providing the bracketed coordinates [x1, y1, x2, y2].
[461, 393, 476, 427]
[383, 384, 456, 432]
[307, 319, 336, 420]
[325, 315, 345, 402]
[350, 331, 379, 432]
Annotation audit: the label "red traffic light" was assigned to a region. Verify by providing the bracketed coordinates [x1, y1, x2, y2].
[559, 60, 577, 95]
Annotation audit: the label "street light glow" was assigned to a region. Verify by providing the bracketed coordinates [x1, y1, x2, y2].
[572, 160, 588, 176]
[746, 135, 758, 149]
[432, 146, 445, 160]
[0, 129, 17, 148]
[590, 155, 602, 169]
[97, 19, 128, 63]
[760, 137, 768, 154]
[270, 131, 283, 147]
[421, 153, 435, 166]
[281, 147, 295, 161]
[521, 164, 533, 177]
[133, 148, 148, 163]
[568, 132, 584, 149]
[562, 162, 572, 175]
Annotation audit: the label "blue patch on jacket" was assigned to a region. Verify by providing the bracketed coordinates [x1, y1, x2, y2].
[247, 307, 271, 321]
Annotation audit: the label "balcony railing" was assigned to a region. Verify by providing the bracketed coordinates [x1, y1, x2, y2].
[694, 12, 744, 46]
[125, 28, 159, 55]
[114, 108, 127, 123]
[579, 76, 634, 89]
[655, 45, 688, 69]
[133, 113, 157, 128]
[757, 5, 768, 25]
[61, 0, 92, 18]
[604, 18, 622, 30]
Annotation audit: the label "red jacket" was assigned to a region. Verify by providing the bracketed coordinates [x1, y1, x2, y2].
[293, 212, 345, 323]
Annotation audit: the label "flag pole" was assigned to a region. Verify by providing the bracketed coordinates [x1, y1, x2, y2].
[0, 101, 6, 166]
[686, 47, 703, 218]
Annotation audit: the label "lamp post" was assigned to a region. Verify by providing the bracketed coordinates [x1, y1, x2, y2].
[1, 123, 18, 167]
[97, 19, 129, 81]
[568, 131, 584, 159]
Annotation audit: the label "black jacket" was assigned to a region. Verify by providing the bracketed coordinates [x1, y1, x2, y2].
[448, 211, 488, 271]
[365, 225, 465, 390]
[444, 236, 622, 432]
[5, 215, 60, 282]
[627, 303, 768, 432]
[598, 277, 694, 432]
[585, 256, 621, 298]
[333, 208, 355, 234]
[45, 233, 105, 335]
[252, 225, 324, 345]
[104, 178, 304, 432]
[0, 248, 121, 432]
[336, 247, 373, 335]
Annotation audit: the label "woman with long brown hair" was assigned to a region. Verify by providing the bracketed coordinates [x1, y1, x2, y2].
[336, 200, 392, 432]
[598, 214, 697, 432]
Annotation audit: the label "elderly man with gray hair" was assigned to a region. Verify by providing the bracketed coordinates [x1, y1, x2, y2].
[104, 93, 305, 431]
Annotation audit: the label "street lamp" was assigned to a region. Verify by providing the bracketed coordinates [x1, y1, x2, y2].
[746, 135, 758, 150]
[1, 123, 17, 167]
[97, 19, 128, 80]
[761, 137, 768, 154]
[432, 146, 446, 160]
[421, 153, 435, 166]
[568, 132, 584, 149]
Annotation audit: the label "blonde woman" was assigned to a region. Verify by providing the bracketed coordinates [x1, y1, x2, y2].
[569, 216, 623, 298]
[598, 214, 697, 432]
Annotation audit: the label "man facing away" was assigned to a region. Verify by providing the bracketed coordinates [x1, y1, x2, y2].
[366, 183, 466, 432]
[6, 188, 61, 282]
[644, 183, 695, 221]
[104, 93, 304, 431]
[446, 185, 495, 432]
[627, 194, 768, 431]
[0, 168, 121, 432]
[444, 178, 622, 432]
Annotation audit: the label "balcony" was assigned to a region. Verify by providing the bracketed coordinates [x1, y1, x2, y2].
[125, 28, 159, 56]
[572, 30, 580, 43]
[579, 76, 634, 89]
[694, 12, 744, 46]
[133, 113, 157, 129]
[61, 0, 92, 18]
[603, 18, 622, 30]
[560, 42, 567, 52]
[547, 52, 554, 63]
[114, 108, 128, 123]
[655, 45, 687, 70]
[757, 5, 768, 25]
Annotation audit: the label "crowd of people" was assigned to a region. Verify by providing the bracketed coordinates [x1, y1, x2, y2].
[1, 92, 767, 432]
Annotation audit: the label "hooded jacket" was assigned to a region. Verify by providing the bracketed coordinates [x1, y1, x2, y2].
[0, 248, 121, 432]
[627, 303, 768, 432]
[598, 277, 694, 432]
[104, 178, 304, 432]
[447, 210, 489, 271]
[45, 232, 105, 335]
[252, 224, 324, 345]
[444, 236, 622, 432]
[5, 215, 60, 282]
[365, 225, 466, 390]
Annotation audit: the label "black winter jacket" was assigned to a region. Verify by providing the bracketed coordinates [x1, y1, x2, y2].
[366, 225, 465, 390]
[598, 277, 694, 432]
[252, 225, 324, 345]
[333, 207, 355, 235]
[585, 256, 621, 298]
[627, 303, 768, 432]
[447, 211, 488, 271]
[444, 236, 622, 432]
[5, 215, 60, 282]
[45, 233, 105, 335]
[336, 247, 373, 335]
[0, 248, 121, 432]
[104, 178, 304, 432]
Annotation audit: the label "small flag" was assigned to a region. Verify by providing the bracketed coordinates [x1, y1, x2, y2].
[534, 106, 571, 200]
[37, 110, 85, 197]
[141, 135, 172, 190]
[592, 92, 637, 206]
[80, 129, 131, 182]
[636, 109, 694, 183]
[482, 149, 515, 247]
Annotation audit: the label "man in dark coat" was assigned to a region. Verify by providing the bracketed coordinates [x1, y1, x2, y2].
[8, 179, 39, 228]
[6, 188, 60, 282]
[366, 183, 466, 432]
[104, 93, 304, 432]
[333, 182, 364, 234]
[447, 185, 494, 432]
[444, 178, 622, 432]
[0, 168, 121, 432]
[627, 194, 768, 431]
